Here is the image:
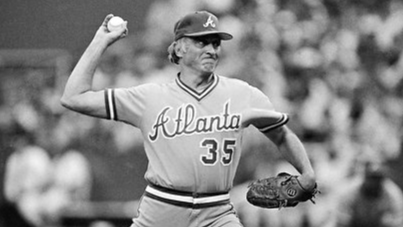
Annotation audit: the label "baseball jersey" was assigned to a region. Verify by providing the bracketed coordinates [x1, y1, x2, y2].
[104, 74, 286, 193]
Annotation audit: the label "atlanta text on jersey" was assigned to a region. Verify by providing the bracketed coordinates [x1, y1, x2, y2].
[148, 101, 241, 141]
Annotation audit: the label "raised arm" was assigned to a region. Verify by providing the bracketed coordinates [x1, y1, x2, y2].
[60, 14, 127, 118]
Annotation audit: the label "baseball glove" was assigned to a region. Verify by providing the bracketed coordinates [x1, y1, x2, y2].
[246, 172, 319, 209]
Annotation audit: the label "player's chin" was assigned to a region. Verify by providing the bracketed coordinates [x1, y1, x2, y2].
[201, 62, 218, 72]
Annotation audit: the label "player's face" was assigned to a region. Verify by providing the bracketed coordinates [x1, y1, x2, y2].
[182, 35, 222, 75]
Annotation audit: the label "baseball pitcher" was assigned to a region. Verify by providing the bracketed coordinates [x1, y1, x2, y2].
[61, 11, 317, 227]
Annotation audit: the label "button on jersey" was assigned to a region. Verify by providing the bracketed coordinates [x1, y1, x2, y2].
[105, 74, 281, 193]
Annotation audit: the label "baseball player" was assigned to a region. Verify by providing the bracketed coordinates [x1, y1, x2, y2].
[61, 11, 316, 227]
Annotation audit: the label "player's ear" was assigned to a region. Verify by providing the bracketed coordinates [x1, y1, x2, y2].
[168, 42, 181, 64]
[175, 39, 187, 57]
[174, 43, 182, 56]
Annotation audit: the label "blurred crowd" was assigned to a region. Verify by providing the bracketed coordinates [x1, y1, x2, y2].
[2, 0, 403, 226]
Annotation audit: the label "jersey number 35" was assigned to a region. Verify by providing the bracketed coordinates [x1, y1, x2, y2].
[200, 139, 236, 166]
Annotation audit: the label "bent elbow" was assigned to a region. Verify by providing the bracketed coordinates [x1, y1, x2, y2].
[60, 95, 75, 110]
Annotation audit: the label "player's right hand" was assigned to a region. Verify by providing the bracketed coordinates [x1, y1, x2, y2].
[94, 14, 128, 46]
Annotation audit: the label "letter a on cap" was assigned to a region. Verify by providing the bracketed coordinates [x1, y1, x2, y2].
[203, 16, 216, 28]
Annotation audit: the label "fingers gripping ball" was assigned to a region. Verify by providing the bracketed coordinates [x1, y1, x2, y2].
[107, 16, 125, 32]
[246, 172, 319, 209]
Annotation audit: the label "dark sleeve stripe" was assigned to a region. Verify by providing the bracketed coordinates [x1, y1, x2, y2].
[111, 89, 118, 121]
[104, 89, 111, 120]
[105, 89, 118, 121]
[258, 113, 289, 133]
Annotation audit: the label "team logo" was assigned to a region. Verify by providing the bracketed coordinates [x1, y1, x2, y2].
[203, 16, 216, 28]
[287, 188, 297, 197]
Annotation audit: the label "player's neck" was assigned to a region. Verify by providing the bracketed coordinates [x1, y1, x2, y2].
[179, 72, 214, 91]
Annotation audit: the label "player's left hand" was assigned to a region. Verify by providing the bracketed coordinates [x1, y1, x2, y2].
[246, 172, 319, 209]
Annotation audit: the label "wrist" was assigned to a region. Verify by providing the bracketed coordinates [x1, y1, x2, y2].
[89, 35, 110, 50]
[300, 172, 316, 188]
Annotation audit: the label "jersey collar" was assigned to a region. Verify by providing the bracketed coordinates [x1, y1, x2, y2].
[175, 73, 219, 101]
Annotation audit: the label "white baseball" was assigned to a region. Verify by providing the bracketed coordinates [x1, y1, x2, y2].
[107, 16, 125, 32]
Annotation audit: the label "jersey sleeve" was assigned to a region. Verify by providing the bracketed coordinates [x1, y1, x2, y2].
[256, 113, 289, 133]
[104, 84, 154, 127]
[248, 85, 289, 132]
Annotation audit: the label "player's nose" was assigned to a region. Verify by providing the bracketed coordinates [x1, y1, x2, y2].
[205, 43, 217, 52]
[205, 45, 219, 58]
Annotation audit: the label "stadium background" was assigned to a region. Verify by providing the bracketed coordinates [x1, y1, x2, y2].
[1, 0, 403, 226]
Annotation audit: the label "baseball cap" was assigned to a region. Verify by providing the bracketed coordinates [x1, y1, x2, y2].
[174, 11, 233, 41]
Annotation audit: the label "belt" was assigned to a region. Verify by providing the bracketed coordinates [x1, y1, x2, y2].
[144, 184, 230, 209]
